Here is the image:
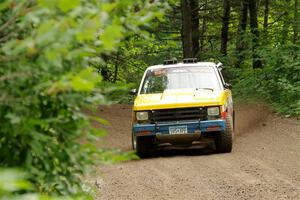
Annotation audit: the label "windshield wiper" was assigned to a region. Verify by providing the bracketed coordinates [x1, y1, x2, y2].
[195, 88, 214, 91]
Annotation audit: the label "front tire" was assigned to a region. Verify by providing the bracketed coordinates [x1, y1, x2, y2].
[132, 133, 153, 157]
[132, 131, 137, 150]
[215, 116, 233, 153]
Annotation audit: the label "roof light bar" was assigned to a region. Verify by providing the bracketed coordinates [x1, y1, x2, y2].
[163, 59, 178, 65]
[183, 58, 198, 63]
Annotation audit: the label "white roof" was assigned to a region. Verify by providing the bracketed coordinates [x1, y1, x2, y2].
[147, 62, 216, 70]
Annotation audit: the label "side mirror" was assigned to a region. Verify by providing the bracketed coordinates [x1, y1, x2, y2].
[129, 88, 137, 95]
[216, 62, 223, 71]
[224, 83, 232, 90]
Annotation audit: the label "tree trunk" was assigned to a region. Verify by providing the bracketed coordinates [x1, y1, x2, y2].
[257, 0, 262, 12]
[113, 54, 119, 83]
[200, 0, 208, 57]
[220, 0, 231, 56]
[99, 53, 111, 81]
[282, 0, 291, 45]
[293, 0, 299, 44]
[292, 0, 299, 60]
[261, 0, 269, 48]
[235, 0, 248, 68]
[190, 0, 200, 57]
[181, 0, 193, 58]
[249, 0, 262, 68]
[263, 0, 269, 29]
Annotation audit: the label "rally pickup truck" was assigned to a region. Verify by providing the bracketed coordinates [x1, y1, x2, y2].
[130, 58, 234, 157]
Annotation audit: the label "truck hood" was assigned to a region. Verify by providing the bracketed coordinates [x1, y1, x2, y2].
[133, 89, 227, 110]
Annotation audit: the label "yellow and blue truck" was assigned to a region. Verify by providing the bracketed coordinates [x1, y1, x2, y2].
[130, 58, 234, 157]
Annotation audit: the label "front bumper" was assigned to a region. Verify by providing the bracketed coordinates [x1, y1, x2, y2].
[132, 120, 226, 137]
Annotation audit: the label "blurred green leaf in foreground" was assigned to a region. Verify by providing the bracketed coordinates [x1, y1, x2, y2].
[0, 0, 165, 198]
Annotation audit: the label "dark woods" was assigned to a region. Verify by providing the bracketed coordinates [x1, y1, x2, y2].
[179, 0, 298, 68]
[101, 0, 300, 115]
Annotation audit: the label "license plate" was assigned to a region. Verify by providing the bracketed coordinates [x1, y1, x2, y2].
[169, 126, 188, 135]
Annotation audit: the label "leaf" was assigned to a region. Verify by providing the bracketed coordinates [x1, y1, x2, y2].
[70, 68, 99, 92]
[91, 128, 107, 137]
[5, 113, 21, 124]
[37, 0, 57, 9]
[90, 116, 110, 125]
[98, 149, 139, 164]
[0, 0, 12, 11]
[101, 2, 117, 12]
[58, 0, 81, 12]
[0, 169, 33, 192]
[76, 18, 100, 42]
[101, 24, 123, 50]
[71, 76, 94, 92]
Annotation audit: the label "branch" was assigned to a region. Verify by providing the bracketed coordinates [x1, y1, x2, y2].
[0, 32, 16, 43]
[0, 55, 18, 62]
[0, 72, 31, 82]
[266, 12, 286, 27]
[0, 1, 33, 34]
[0, 13, 19, 34]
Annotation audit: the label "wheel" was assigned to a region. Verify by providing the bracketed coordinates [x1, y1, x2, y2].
[132, 133, 153, 158]
[136, 137, 149, 157]
[131, 131, 137, 150]
[233, 110, 235, 131]
[215, 115, 233, 153]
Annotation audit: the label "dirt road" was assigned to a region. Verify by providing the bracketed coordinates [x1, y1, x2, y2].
[93, 103, 300, 200]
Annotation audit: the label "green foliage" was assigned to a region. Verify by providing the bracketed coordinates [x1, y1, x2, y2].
[99, 81, 136, 104]
[0, 169, 33, 194]
[0, 168, 92, 200]
[191, 0, 300, 116]
[232, 43, 300, 115]
[0, 168, 37, 200]
[98, 149, 139, 164]
[0, 0, 164, 197]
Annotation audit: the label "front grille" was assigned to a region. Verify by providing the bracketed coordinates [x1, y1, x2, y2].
[150, 107, 207, 123]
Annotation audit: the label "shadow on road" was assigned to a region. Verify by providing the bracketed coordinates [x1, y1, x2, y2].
[139, 144, 218, 159]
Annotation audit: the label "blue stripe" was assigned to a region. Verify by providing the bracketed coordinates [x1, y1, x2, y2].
[133, 120, 226, 136]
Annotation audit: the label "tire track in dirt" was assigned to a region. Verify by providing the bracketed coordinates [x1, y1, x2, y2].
[92, 103, 300, 200]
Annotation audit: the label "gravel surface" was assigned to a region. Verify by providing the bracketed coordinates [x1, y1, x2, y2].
[92, 103, 300, 200]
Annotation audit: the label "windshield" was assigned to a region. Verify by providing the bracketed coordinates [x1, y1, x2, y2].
[140, 66, 221, 94]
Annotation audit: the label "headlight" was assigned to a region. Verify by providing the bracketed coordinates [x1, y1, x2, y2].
[136, 111, 149, 121]
[207, 107, 220, 116]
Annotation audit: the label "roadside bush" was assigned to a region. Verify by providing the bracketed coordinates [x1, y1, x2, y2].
[0, 0, 164, 197]
[0, 168, 92, 200]
[233, 44, 300, 115]
[0, 168, 35, 200]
